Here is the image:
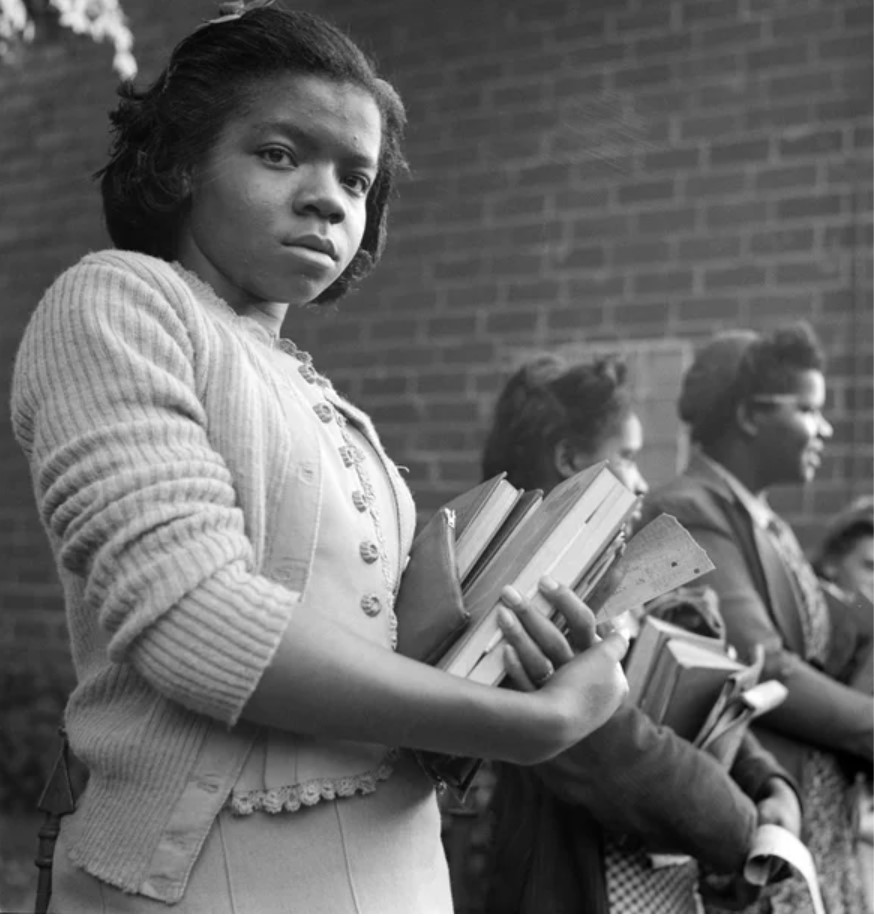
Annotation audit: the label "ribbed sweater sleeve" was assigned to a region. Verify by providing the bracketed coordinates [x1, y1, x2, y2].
[11, 256, 295, 725]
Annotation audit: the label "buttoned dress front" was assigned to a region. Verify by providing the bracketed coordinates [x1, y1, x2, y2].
[52, 372, 453, 912]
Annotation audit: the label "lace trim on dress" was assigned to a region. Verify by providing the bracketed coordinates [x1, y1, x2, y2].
[225, 755, 397, 816]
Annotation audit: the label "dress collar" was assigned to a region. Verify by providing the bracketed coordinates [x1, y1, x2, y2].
[695, 450, 775, 530]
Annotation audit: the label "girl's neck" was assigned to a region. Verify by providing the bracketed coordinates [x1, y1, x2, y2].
[704, 442, 766, 496]
[239, 300, 289, 338]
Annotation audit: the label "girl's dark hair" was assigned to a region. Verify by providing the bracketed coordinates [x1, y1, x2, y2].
[481, 354, 633, 491]
[97, 4, 407, 304]
[813, 496, 874, 579]
[679, 322, 826, 447]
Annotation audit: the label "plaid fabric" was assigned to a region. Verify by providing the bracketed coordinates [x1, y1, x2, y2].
[604, 835, 703, 914]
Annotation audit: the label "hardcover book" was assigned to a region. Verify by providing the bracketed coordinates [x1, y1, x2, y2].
[626, 615, 724, 707]
[642, 639, 744, 741]
[443, 472, 524, 584]
[439, 461, 639, 685]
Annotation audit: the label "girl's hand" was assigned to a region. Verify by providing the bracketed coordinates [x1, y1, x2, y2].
[754, 778, 803, 885]
[496, 576, 602, 691]
[756, 778, 802, 838]
[508, 629, 629, 763]
[494, 577, 630, 762]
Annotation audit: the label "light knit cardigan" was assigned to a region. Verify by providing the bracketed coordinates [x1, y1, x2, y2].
[10, 250, 417, 898]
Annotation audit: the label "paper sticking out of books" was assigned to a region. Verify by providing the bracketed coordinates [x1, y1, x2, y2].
[692, 643, 787, 767]
[745, 825, 826, 914]
[695, 679, 788, 768]
[655, 824, 823, 911]
[589, 513, 715, 621]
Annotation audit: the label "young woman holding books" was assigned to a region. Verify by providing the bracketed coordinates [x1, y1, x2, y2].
[481, 354, 802, 914]
[644, 324, 872, 914]
[9, 6, 629, 912]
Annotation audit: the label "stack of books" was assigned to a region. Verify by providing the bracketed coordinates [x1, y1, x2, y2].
[405, 460, 719, 689]
[437, 461, 637, 686]
[627, 615, 787, 765]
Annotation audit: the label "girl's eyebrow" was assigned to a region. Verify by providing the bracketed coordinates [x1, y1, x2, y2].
[252, 119, 379, 171]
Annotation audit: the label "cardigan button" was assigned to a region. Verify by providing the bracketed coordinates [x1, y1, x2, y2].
[352, 490, 369, 512]
[361, 594, 382, 617]
[299, 363, 318, 383]
[339, 444, 363, 468]
[313, 403, 333, 423]
[359, 541, 379, 564]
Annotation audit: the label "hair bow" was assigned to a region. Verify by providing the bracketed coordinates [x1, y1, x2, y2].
[204, 0, 276, 27]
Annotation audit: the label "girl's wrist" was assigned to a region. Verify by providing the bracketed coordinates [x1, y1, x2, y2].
[487, 685, 571, 765]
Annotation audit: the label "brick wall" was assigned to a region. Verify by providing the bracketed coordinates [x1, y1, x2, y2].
[0, 0, 871, 672]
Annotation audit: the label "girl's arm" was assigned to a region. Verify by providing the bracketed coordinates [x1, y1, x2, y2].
[242, 584, 629, 766]
[532, 700, 759, 872]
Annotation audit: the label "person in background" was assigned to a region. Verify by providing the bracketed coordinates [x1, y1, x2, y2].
[813, 495, 874, 695]
[813, 496, 874, 911]
[9, 6, 629, 912]
[642, 322, 872, 914]
[480, 354, 801, 915]
[814, 496, 874, 605]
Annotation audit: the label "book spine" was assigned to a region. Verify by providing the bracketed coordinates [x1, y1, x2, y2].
[625, 628, 660, 705]
[438, 472, 619, 675]
[463, 485, 638, 685]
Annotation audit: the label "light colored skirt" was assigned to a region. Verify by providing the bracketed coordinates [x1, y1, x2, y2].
[49, 754, 453, 914]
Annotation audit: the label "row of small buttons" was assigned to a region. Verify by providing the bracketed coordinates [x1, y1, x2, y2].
[308, 394, 387, 619]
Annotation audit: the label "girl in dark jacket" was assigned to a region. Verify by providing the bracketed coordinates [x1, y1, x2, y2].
[482, 353, 801, 914]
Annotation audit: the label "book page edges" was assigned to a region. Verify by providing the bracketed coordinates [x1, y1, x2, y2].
[463, 486, 638, 685]
[437, 470, 621, 675]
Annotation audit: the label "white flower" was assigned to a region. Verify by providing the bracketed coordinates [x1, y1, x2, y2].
[0, 0, 33, 56]
[1, 0, 137, 78]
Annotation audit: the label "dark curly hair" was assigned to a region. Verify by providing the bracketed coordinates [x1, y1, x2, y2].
[678, 322, 826, 447]
[813, 496, 874, 580]
[481, 354, 633, 491]
[96, 4, 407, 304]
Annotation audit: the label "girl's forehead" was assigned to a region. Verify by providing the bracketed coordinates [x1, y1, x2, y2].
[793, 369, 826, 401]
[227, 73, 382, 155]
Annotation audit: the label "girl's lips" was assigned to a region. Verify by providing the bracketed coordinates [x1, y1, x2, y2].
[285, 233, 337, 260]
[282, 244, 336, 269]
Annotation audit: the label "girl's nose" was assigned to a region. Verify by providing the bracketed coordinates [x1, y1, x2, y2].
[634, 469, 649, 498]
[294, 167, 346, 223]
[818, 414, 834, 440]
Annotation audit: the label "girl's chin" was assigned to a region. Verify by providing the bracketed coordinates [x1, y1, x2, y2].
[800, 463, 818, 483]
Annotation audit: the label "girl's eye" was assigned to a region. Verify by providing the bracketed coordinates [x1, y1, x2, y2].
[343, 174, 372, 195]
[259, 147, 294, 167]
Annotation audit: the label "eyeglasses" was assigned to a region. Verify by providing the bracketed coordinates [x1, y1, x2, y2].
[750, 395, 830, 423]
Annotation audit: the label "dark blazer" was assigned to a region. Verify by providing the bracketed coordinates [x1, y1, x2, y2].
[641, 452, 874, 783]
[486, 697, 790, 913]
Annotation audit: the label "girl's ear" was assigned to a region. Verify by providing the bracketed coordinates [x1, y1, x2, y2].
[553, 439, 582, 480]
[736, 401, 759, 438]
